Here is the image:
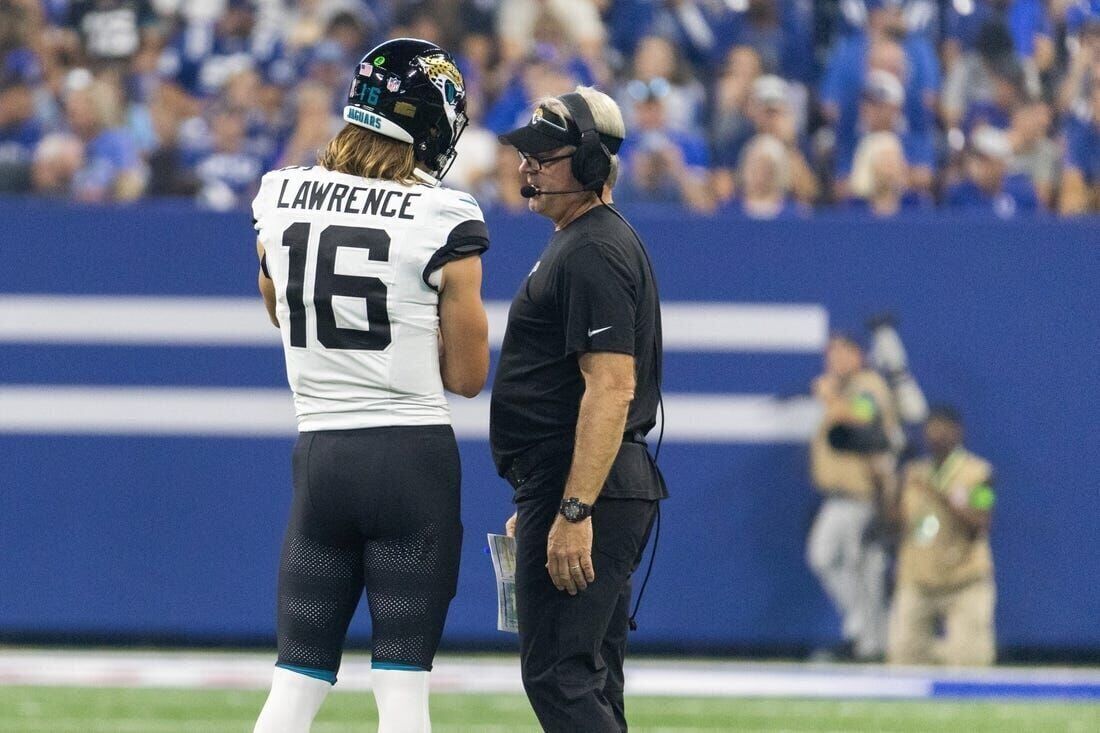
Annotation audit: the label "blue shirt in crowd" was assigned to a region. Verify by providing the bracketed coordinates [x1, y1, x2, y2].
[160, 23, 293, 97]
[72, 127, 141, 198]
[0, 118, 43, 168]
[945, 0, 1051, 58]
[1066, 1, 1100, 34]
[945, 173, 1040, 218]
[1064, 114, 1100, 184]
[822, 32, 940, 176]
[842, 190, 933, 217]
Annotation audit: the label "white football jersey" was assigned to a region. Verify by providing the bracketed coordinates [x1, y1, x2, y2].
[252, 165, 489, 431]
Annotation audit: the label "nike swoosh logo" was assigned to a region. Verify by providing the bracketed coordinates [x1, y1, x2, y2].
[588, 326, 612, 337]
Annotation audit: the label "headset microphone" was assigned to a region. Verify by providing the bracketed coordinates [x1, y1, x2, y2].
[520, 184, 597, 198]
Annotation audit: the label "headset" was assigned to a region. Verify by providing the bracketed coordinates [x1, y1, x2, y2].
[558, 91, 615, 192]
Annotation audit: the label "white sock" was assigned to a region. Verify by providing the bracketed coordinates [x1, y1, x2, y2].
[372, 667, 431, 733]
[254, 666, 333, 733]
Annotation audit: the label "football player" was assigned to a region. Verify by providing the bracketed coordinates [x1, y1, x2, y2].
[251, 38, 489, 733]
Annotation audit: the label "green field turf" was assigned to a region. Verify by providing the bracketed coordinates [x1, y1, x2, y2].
[1, 686, 1098, 733]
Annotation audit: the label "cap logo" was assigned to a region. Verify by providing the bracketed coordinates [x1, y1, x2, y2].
[532, 108, 544, 124]
[387, 76, 401, 92]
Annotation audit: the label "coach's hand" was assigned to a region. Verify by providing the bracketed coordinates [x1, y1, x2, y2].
[505, 512, 517, 538]
[546, 516, 595, 595]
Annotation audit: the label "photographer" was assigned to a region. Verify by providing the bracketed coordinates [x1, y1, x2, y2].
[806, 332, 899, 662]
[888, 406, 996, 666]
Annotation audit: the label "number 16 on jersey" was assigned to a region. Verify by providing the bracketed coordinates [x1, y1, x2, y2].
[279, 222, 393, 351]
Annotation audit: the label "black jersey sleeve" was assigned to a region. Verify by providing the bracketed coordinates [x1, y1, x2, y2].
[421, 219, 490, 289]
[559, 243, 637, 357]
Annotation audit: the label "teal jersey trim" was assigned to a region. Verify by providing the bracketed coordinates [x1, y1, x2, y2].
[276, 663, 337, 685]
[372, 661, 428, 672]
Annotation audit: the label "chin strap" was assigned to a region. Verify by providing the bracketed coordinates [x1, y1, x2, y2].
[412, 168, 441, 187]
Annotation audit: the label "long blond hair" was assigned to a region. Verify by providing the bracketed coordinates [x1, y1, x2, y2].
[318, 124, 418, 183]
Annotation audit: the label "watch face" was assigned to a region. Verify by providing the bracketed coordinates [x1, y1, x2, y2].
[561, 499, 585, 521]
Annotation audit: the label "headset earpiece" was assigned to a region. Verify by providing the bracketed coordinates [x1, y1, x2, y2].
[559, 92, 612, 192]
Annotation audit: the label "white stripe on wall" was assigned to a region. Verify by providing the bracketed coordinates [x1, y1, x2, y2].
[0, 296, 827, 352]
[0, 386, 820, 443]
[0, 296, 279, 346]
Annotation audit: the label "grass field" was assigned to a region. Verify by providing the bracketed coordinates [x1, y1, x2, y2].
[2, 686, 1099, 733]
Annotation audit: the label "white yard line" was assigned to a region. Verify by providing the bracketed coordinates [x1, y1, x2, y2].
[1, 650, 1097, 700]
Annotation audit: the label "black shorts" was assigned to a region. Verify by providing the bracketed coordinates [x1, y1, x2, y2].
[274, 425, 462, 679]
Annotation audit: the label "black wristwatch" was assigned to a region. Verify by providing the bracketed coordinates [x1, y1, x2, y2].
[559, 497, 593, 522]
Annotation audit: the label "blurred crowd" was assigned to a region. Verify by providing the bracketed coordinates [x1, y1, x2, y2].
[2, 0, 1100, 218]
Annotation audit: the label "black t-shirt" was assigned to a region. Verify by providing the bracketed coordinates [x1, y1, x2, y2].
[489, 205, 664, 499]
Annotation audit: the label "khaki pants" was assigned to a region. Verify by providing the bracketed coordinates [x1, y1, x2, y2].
[887, 577, 996, 666]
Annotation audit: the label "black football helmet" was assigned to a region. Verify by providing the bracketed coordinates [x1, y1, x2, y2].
[343, 38, 468, 180]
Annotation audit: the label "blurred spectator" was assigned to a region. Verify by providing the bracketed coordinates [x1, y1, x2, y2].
[946, 125, 1040, 217]
[821, 10, 940, 195]
[158, 0, 293, 101]
[834, 69, 934, 196]
[283, 0, 376, 58]
[192, 103, 263, 210]
[1059, 77, 1100, 214]
[942, 0, 1053, 74]
[961, 53, 1029, 132]
[1007, 100, 1058, 208]
[1065, 1, 1100, 56]
[807, 332, 898, 662]
[277, 81, 340, 169]
[847, 131, 931, 216]
[1058, 16, 1100, 115]
[836, 0, 940, 41]
[495, 0, 606, 80]
[616, 86, 712, 211]
[732, 0, 816, 84]
[0, 47, 43, 192]
[325, 10, 375, 63]
[61, 70, 144, 201]
[620, 34, 705, 134]
[219, 68, 280, 166]
[942, 20, 1037, 132]
[603, 0, 662, 61]
[726, 133, 805, 219]
[888, 406, 997, 667]
[712, 73, 817, 206]
[484, 45, 582, 135]
[490, 144, 529, 213]
[61, 0, 161, 73]
[709, 46, 761, 183]
[145, 85, 199, 197]
[31, 132, 84, 195]
[651, 0, 741, 72]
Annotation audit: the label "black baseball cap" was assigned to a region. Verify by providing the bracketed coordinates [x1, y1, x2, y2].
[499, 102, 623, 155]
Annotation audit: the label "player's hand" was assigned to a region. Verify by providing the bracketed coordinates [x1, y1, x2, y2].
[546, 516, 595, 595]
[505, 512, 517, 538]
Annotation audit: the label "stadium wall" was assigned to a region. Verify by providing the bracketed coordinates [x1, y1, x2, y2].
[1, 198, 1097, 656]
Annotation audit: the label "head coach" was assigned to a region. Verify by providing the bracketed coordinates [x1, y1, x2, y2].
[492, 86, 668, 732]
